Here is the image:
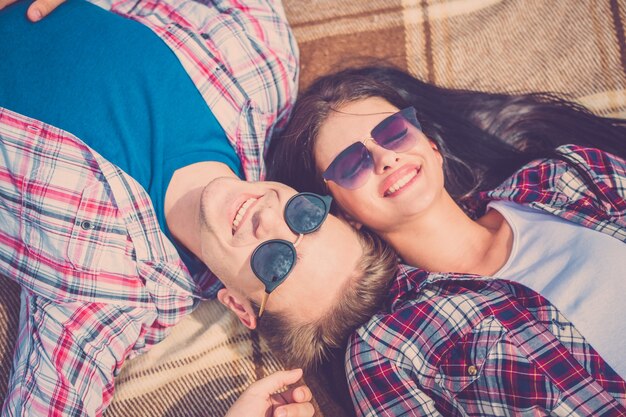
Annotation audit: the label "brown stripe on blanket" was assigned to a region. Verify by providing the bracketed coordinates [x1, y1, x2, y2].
[290, 6, 406, 30]
[284, 0, 407, 89]
[420, 0, 435, 83]
[0, 276, 21, 404]
[296, 28, 407, 90]
[610, 0, 626, 76]
[251, 331, 265, 381]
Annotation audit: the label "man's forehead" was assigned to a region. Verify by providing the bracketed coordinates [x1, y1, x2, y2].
[298, 219, 359, 274]
[279, 226, 361, 320]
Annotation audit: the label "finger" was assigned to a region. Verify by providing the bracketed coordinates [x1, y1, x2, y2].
[273, 402, 315, 417]
[27, 0, 66, 22]
[277, 385, 313, 404]
[249, 369, 304, 396]
[0, 0, 17, 11]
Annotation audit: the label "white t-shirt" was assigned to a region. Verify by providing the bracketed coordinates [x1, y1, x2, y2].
[489, 200, 626, 379]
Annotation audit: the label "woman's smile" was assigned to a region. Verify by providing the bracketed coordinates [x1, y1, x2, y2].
[381, 165, 422, 197]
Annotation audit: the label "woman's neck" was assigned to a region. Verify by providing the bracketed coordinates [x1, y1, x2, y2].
[380, 194, 513, 275]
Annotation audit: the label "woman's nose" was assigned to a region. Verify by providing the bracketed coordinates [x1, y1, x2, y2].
[368, 141, 400, 175]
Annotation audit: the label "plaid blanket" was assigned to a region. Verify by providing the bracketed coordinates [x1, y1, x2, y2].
[2, 1, 625, 416]
[288, 0, 626, 118]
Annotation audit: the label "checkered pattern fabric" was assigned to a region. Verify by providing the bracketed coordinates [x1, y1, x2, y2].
[0, 0, 298, 414]
[347, 146, 626, 417]
[90, 0, 299, 181]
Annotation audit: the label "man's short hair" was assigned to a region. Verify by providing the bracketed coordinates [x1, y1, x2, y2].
[254, 229, 397, 370]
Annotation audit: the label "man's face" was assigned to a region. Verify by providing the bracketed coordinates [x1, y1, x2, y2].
[198, 178, 363, 323]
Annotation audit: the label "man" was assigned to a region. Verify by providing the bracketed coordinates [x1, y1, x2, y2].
[0, 0, 322, 415]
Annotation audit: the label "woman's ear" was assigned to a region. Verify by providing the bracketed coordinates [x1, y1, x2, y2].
[217, 288, 258, 330]
[428, 138, 439, 152]
[428, 139, 444, 164]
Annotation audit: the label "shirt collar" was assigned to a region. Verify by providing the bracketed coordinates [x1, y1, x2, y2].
[386, 264, 430, 311]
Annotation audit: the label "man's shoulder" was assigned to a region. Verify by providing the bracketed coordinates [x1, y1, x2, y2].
[91, 0, 299, 181]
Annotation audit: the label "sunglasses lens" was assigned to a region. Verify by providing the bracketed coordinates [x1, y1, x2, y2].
[251, 241, 296, 291]
[322, 142, 374, 190]
[372, 107, 420, 152]
[285, 193, 329, 234]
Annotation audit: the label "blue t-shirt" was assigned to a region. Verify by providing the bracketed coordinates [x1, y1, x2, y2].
[0, 0, 242, 272]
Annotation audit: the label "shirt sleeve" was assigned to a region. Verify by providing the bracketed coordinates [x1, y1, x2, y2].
[86, 0, 299, 181]
[588, 146, 626, 199]
[345, 333, 443, 417]
[559, 145, 626, 198]
[2, 289, 157, 417]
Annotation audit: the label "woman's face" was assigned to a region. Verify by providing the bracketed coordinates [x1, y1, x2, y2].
[314, 97, 446, 234]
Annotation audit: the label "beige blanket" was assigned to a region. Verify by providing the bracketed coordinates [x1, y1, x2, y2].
[2, 1, 625, 416]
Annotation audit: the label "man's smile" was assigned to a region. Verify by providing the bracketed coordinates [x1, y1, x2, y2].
[232, 197, 259, 234]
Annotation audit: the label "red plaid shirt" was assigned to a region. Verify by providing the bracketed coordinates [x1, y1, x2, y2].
[0, 0, 297, 415]
[347, 145, 626, 417]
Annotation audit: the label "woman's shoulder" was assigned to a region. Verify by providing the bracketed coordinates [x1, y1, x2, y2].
[492, 144, 625, 188]
[554, 144, 626, 166]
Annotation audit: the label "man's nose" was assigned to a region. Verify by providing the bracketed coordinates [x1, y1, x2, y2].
[368, 142, 400, 175]
[253, 205, 282, 240]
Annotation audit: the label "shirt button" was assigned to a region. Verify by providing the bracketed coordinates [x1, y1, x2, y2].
[467, 365, 478, 376]
[80, 220, 92, 230]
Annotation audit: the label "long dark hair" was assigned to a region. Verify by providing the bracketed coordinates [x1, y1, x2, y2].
[267, 65, 626, 204]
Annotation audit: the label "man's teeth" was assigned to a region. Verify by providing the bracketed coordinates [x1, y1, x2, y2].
[232, 198, 256, 231]
[386, 171, 417, 195]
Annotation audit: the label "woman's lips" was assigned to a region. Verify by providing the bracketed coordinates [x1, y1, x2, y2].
[381, 165, 421, 197]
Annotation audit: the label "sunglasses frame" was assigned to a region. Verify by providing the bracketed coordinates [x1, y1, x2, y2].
[250, 239, 297, 293]
[250, 192, 333, 318]
[322, 107, 422, 190]
[284, 192, 333, 234]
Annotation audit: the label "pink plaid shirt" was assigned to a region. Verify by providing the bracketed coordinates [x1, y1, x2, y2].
[0, 0, 298, 415]
[347, 145, 626, 417]
[91, 0, 299, 182]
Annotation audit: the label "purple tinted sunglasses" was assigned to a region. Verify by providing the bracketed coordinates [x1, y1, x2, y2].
[322, 107, 422, 190]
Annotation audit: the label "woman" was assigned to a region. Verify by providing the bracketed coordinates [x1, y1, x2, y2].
[268, 66, 626, 416]
[0, 0, 317, 416]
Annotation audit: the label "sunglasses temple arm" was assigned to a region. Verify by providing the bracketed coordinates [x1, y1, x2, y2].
[258, 292, 270, 318]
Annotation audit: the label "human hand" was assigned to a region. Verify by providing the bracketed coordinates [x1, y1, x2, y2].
[0, 0, 66, 22]
[225, 369, 314, 417]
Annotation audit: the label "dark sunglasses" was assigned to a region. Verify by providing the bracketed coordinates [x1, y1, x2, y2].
[322, 107, 422, 190]
[250, 192, 332, 318]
